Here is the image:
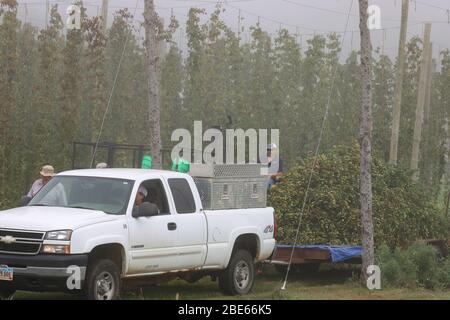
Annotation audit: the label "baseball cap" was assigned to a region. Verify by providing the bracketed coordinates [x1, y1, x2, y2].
[138, 186, 148, 197]
[267, 143, 278, 150]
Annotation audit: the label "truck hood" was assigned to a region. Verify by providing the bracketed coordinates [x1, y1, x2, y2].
[0, 206, 120, 232]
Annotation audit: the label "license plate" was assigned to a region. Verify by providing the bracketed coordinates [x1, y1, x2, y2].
[0, 265, 13, 281]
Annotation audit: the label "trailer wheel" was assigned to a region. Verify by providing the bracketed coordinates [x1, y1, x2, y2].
[219, 250, 255, 295]
[85, 259, 121, 300]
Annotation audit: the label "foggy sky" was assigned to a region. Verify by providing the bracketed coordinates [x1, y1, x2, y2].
[16, 0, 450, 65]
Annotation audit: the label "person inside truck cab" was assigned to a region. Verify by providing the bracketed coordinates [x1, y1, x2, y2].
[133, 183, 167, 215]
[135, 186, 148, 207]
[133, 185, 158, 216]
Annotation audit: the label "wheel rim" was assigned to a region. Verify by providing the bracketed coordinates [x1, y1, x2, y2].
[94, 271, 115, 300]
[0, 291, 15, 300]
[233, 260, 250, 290]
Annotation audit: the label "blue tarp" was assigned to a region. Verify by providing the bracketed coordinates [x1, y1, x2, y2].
[276, 244, 362, 263]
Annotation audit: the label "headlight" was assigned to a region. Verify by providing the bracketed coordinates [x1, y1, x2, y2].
[41, 244, 70, 254]
[45, 230, 72, 241]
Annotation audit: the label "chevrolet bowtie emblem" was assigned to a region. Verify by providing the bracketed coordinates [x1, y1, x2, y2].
[0, 236, 17, 244]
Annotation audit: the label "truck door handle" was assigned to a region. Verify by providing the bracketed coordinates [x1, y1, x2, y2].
[167, 222, 177, 231]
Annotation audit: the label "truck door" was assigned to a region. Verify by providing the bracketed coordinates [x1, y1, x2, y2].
[127, 179, 180, 274]
[166, 178, 207, 269]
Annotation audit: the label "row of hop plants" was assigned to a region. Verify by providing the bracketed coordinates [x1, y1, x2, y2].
[268, 143, 449, 248]
[377, 243, 450, 290]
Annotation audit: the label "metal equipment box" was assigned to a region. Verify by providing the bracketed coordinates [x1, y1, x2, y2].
[190, 164, 268, 210]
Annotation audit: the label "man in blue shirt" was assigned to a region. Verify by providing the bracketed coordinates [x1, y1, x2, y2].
[266, 144, 283, 189]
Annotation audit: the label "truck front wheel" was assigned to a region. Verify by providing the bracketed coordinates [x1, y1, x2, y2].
[219, 250, 255, 295]
[0, 288, 15, 300]
[85, 259, 121, 300]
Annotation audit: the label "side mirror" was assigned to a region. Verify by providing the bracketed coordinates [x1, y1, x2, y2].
[133, 202, 159, 218]
[18, 196, 32, 207]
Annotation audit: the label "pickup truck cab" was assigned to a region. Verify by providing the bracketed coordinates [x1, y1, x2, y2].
[0, 169, 276, 300]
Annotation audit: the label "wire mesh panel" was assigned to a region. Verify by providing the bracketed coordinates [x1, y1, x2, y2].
[189, 163, 263, 178]
[191, 164, 267, 210]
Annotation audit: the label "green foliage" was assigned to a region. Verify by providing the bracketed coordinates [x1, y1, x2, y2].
[435, 258, 450, 289]
[0, 0, 19, 207]
[84, 15, 107, 142]
[161, 44, 184, 144]
[372, 49, 394, 162]
[0, 3, 449, 212]
[377, 244, 418, 288]
[34, 4, 63, 171]
[269, 144, 449, 247]
[377, 243, 450, 290]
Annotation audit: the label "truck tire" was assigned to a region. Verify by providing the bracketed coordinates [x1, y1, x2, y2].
[219, 250, 255, 295]
[85, 259, 121, 300]
[0, 288, 15, 300]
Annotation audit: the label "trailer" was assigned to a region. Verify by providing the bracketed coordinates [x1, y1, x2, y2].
[270, 244, 362, 274]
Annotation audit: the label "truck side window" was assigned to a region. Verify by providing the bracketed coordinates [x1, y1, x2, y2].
[140, 179, 170, 215]
[168, 178, 196, 214]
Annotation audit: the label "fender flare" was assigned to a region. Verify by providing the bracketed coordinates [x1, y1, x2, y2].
[223, 228, 262, 269]
[84, 236, 129, 274]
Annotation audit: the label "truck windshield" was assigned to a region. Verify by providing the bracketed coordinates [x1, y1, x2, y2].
[28, 176, 134, 215]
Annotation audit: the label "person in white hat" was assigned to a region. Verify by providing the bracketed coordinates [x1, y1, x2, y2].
[27, 165, 56, 198]
[135, 185, 148, 207]
[96, 162, 108, 169]
[266, 144, 284, 189]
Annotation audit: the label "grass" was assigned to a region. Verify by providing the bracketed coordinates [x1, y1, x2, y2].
[12, 265, 450, 300]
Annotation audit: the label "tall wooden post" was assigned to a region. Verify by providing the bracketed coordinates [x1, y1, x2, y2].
[101, 0, 108, 32]
[424, 43, 434, 124]
[411, 23, 432, 180]
[358, 0, 375, 281]
[45, 0, 49, 28]
[143, 0, 162, 169]
[441, 119, 450, 191]
[238, 9, 241, 44]
[158, 18, 167, 59]
[389, 0, 409, 164]
[422, 43, 435, 184]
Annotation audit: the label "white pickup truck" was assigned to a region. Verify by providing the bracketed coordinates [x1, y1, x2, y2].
[0, 169, 276, 300]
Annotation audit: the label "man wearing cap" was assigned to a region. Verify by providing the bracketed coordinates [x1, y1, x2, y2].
[135, 186, 148, 207]
[27, 165, 56, 198]
[266, 144, 284, 189]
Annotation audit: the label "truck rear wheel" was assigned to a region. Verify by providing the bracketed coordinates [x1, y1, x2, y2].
[85, 259, 121, 300]
[219, 250, 255, 295]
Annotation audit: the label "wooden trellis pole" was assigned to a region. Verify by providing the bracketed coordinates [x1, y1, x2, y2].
[389, 0, 409, 164]
[411, 23, 432, 180]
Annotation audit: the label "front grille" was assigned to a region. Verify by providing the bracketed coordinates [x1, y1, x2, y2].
[0, 242, 41, 254]
[0, 229, 45, 255]
[0, 229, 44, 240]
